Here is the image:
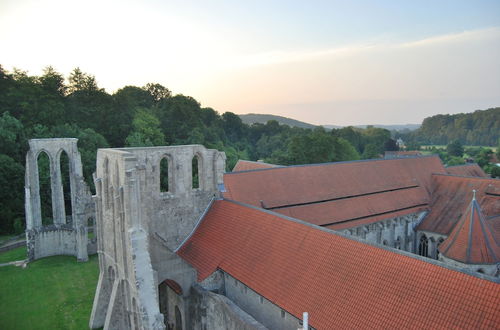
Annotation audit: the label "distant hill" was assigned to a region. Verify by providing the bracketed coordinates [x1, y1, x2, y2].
[239, 113, 420, 131]
[239, 114, 317, 129]
[324, 124, 420, 131]
[412, 107, 500, 146]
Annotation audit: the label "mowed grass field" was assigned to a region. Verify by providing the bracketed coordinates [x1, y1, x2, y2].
[0, 246, 99, 330]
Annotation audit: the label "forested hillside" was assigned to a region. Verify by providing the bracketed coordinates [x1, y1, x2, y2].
[239, 113, 317, 129]
[409, 108, 499, 146]
[0, 65, 421, 234]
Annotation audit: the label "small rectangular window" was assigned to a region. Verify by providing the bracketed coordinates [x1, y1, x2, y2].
[281, 310, 286, 318]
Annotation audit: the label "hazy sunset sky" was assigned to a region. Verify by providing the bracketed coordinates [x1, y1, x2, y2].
[1, 0, 499, 125]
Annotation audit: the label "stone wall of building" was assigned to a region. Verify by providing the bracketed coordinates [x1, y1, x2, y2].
[224, 272, 309, 330]
[24, 138, 94, 262]
[90, 145, 226, 330]
[439, 255, 499, 277]
[188, 284, 268, 330]
[341, 211, 424, 254]
[415, 230, 447, 260]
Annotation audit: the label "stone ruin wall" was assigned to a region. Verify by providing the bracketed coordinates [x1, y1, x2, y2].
[24, 138, 95, 262]
[90, 145, 226, 330]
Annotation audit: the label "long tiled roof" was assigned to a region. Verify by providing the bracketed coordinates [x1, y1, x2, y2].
[232, 160, 281, 172]
[439, 197, 500, 264]
[223, 156, 445, 228]
[177, 200, 500, 329]
[446, 163, 488, 177]
[418, 175, 500, 235]
[274, 186, 428, 227]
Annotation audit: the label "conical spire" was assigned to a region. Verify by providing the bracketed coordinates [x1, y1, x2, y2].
[439, 190, 500, 264]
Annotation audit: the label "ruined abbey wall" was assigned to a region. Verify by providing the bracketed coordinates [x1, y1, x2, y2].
[24, 138, 94, 261]
[90, 145, 226, 330]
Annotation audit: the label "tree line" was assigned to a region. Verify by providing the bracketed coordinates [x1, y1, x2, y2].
[0, 65, 403, 234]
[401, 107, 500, 146]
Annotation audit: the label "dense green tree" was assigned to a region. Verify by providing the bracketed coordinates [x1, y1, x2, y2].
[0, 112, 26, 161]
[125, 109, 166, 147]
[362, 144, 381, 159]
[446, 156, 465, 166]
[67, 68, 100, 94]
[409, 108, 500, 146]
[384, 138, 399, 151]
[222, 112, 247, 143]
[333, 126, 364, 153]
[0, 154, 25, 234]
[491, 166, 500, 178]
[446, 140, 464, 157]
[143, 83, 171, 104]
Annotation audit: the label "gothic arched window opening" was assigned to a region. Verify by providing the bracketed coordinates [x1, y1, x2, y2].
[419, 234, 429, 257]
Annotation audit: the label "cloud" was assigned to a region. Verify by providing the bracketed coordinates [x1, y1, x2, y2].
[224, 27, 500, 70]
[198, 27, 500, 124]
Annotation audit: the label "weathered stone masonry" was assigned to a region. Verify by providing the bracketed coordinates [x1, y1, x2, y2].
[89, 145, 227, 329]
[24, 138, 94, 262]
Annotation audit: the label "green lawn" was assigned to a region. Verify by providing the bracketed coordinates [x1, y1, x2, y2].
[0, 247, 99, 330]
[0, 234, 16, 245]
[0, 245, 27, 264]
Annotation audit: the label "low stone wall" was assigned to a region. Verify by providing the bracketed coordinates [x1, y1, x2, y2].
[224, 273, 306, 330]
[26, 225, 80, 260]
[440, 255, 499, 277]
[188, 284, 267, 330]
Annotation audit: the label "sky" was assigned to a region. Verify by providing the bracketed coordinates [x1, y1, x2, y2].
[1, 0, 499, 126]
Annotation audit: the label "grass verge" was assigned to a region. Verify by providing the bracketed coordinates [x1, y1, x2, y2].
[0, 247, 99, 330]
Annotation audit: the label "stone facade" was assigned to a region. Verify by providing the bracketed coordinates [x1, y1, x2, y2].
[341, 212, 424, 254]
[89, 145, 227, 329]
[24, 138, 94, 261]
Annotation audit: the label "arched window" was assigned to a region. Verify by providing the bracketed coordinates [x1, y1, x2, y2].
[377, 225, 383, 244]
[419, 235, 429, 257]
[60, 150, 72, 223]
[132, 298, 139, 329]
[160, 156, 170, 192]
[158, 281, 169, 326]
[192, 155, 200, 189]
[38, 151, 53, 225]
[175, 305, 182, 330]
[114, 161, 120, 189]
[382, 240, 388, 246]
[436, 238, 445, 259]
[394, 237, 401, 250]
[104, 158, 110, 209]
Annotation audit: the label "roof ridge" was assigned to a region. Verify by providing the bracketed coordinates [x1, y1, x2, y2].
[433, 173, 499, 181]
[225, 154, 443, 175]
[445, 163, 481, 168]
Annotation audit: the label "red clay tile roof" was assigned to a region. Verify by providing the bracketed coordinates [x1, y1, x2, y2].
[177, 200, 500, 329]
[273, 186, 428, 227]
[446, 164, 488, 178]
[223, 156, 445, 228]
[418, 175, 500, 235]
[232, 160, 281, 172]
[162, 279, 183, 295]
[439, 197, 500, 264]
[224, 156, 445, 207]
